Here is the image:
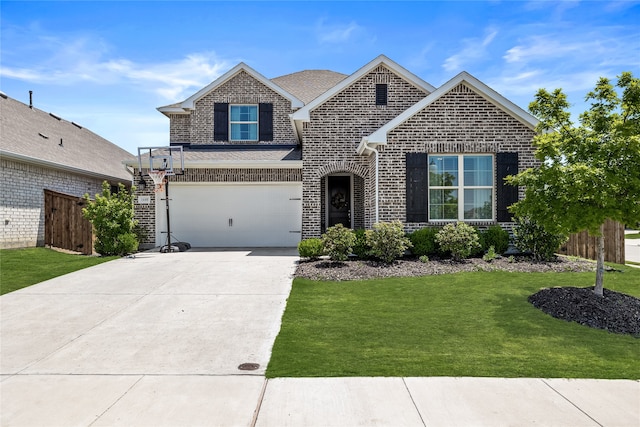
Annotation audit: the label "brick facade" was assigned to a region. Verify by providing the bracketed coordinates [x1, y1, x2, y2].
[169, 71, 297, 145]
[0, 158, 108, 248]
[382, 83, 537, 232]
[301, 65, 429, 238]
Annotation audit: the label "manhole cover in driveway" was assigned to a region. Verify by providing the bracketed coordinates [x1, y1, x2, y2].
[238, 363, 260, 371]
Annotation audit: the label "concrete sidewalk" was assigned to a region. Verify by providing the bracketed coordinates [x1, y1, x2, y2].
[1, 249, 638, 426]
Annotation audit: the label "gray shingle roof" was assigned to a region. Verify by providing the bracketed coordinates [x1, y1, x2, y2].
[0, 94, 135, 182]
[271, 70, 347, 104]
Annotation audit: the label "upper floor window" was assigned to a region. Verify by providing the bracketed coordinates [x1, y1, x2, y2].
[230, 105, 258, 141]
[428, 154, 493, 221]
[376, 84, 388, 106]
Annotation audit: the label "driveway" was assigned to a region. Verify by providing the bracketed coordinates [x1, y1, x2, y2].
[1, 248, 298, 426]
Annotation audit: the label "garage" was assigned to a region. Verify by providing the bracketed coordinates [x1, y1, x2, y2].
[155, 182, 302, 247]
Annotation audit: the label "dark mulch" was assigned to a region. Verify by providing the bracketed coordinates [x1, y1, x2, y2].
[529, 287, 640, 337]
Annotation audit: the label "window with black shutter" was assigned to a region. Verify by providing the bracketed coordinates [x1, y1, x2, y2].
[213, 103, 229, 141]
[376, 84, 388, 106]
[259, 103, 273, 141]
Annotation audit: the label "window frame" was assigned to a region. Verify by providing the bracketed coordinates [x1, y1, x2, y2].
[427, 154, 494, 222]
[229, 104, 259, 142]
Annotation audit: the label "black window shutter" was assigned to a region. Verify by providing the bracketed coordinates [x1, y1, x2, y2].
[259, 103, 273, 141]
[213, 103, 229, 141]
[406, 153, 428, 222]
[376, 84, 388, 106]
[496, 152, 519, 222]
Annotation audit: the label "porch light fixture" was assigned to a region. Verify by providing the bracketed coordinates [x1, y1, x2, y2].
[138, 176, 146, 190]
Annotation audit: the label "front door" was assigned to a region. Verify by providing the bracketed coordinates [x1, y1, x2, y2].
[327, 175, 351, 228]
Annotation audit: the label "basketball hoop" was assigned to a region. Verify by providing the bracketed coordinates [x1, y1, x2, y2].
[148, 170, 166, 193]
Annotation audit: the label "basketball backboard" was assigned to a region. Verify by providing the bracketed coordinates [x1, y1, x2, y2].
[137, 146, 185, 176]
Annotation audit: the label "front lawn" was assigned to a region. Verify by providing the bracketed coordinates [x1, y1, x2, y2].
[267, 268, 640, 379]
[626, 232, 640, 239]
[0, 248, 118, 295]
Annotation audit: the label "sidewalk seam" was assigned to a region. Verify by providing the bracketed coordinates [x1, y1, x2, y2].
[402, 378, 427, 427]
[250, 377, 269, 427]
[540, 379, 604, 427]
[88, 374, 144, 427]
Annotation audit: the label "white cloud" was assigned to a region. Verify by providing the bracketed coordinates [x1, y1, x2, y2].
[315, 18, 365, 44]
[443, 27, 498, 72]
[0, 32, 231, 101]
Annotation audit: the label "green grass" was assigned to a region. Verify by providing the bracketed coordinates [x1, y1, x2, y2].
[0, 248, 118, 295]
[626, 232, 640, 239]
[268, 268, 640, 379]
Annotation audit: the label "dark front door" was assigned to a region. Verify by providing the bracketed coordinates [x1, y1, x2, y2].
[328, 175, 351, 228]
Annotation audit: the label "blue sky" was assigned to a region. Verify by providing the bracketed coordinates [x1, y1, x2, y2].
[1, 1, 638, 154]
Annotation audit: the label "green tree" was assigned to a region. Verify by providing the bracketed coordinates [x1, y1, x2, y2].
[508, 72, 640, 295]
[83, 182, 139, 256]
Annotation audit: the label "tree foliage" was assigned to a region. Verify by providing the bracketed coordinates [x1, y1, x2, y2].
[83, 182, 139, 256]
[508, 72, 640, 294]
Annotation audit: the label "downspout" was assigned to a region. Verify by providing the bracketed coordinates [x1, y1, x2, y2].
[358, 138, 380, 225]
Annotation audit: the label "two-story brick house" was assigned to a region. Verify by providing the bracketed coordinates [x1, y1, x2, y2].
[130, 55, 537, 249]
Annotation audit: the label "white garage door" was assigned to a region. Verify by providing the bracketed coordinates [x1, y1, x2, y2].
[156, 183, 302, 247]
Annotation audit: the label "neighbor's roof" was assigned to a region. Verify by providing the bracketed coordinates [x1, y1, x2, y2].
[271, 70, 348, 104]
[0, 93, 135, 182]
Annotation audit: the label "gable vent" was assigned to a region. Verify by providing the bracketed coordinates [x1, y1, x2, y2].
[376, 84, 388, 106]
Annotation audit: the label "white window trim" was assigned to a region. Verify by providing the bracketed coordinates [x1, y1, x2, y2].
[428, 154, 494, 222]
[229, 104, 258, 142]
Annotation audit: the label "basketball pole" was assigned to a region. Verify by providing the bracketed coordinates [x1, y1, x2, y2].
[164, 177, 172, 252]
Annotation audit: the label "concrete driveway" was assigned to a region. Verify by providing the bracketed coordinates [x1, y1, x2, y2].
[1, 248, 298, 426]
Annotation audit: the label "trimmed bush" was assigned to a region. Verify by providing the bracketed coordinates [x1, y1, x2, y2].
[82, 182, 138, 256]
[298, 238, 324, 259]
[322, 224, 356, 262]
[366, 221, 412, 264]
[352, 229, 370, 259]
[480, 225, 510, 254]
[435, 222, 481, 262]
[409, 227, 440, 257]
[513, 216, 568, 261]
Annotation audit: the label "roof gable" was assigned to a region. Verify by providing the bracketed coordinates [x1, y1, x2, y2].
[362, 71, 538, 147]
[0, 94, 135, 182]
[291, 55, 436, 124]
[158, 63, 304, 114]
[271, 70, 348, 104]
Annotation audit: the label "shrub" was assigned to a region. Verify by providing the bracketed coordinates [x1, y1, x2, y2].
[435, 222, 481, 262]
[366, 221, 412, 264]
[482, 245, 498, 262]
[322, 224, 356, 262]
[352, 229, 370, 259]
[513, 216, 568, 261]
[408, 227, 440, 257]
[82, 182, 138, 256]
[298, 238, 324, 259]
[480, 225, 510, 254]
[419, 255, 429, 263]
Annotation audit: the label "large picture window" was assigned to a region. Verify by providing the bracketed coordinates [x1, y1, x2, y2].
[230, 105, 258, 141]
[428, 154, 493, 221]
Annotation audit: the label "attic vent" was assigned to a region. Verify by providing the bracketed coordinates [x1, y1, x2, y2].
[376, 84, 388, 106]
[49, 112, 62, 121]
[38, 132, 49, 139]
[72, 122, 83, 129]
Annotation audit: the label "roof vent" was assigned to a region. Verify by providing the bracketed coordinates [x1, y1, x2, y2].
[29, 90, 33, 109]
[38, 132, 49, 139]
[0, 91, 7, 100]
[72, 122, 83, 129]
[49, 112, 62, 121]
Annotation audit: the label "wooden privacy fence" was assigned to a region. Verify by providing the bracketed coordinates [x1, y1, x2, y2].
[559, 219, 625, 264]
[44, 190, 93, 255]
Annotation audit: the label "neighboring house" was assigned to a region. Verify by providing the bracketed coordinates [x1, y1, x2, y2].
[129, 55, 537, 249]
[0, 92, 135, 249]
